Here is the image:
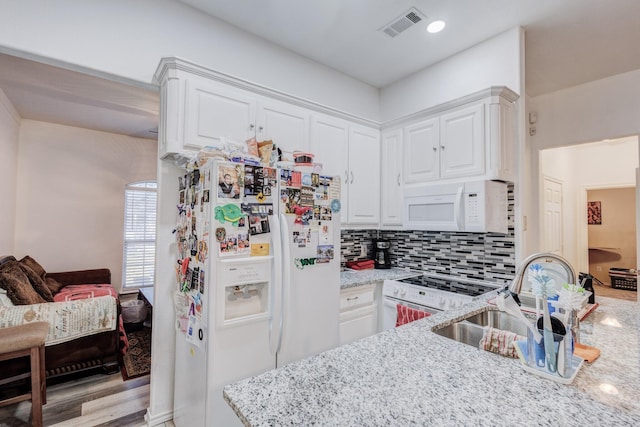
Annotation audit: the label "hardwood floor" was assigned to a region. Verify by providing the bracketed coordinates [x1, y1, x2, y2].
[0, 371, 170, 427]
[593, 282, 638, 302]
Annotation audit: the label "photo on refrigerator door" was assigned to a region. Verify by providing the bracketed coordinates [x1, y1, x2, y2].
[280, 169, 302, 188]
[315, 176, 332, 200]
[281, 188, 301, 213]
[237, 232, 250, 255]
[242, 203, 273, 235]
[300, 186, 314, 207]
[244, 165, 264, 196]
[217, 162, 243, 200]
[317, 245, 334, 263]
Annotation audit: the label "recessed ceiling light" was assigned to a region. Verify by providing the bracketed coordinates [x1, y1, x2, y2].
[427, 20, 446, 34]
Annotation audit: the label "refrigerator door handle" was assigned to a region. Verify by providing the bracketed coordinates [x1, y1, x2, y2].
[276, 213, 292, 354]
[268, 214, 285, 356]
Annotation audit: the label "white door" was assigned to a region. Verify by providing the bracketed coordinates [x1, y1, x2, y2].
[348, 124, 380, 225]
[439, 102, 485, 179]
[542, 176, 563, 254]
[184, 80, 256, 148]
[381, 128, 403, 226]
[257, 99, 310, 158]
[404, 117, 439, 183]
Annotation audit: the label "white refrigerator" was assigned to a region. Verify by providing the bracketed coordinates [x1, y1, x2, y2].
[172, 159, 341, 427]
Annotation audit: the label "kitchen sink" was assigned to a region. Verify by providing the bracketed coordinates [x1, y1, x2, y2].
[433, 309, 532, 348]
[464, 310, 530, 337]
[432, 321, 485, 347]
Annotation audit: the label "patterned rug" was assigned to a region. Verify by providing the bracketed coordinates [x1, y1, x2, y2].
[122, 326, 151, 381]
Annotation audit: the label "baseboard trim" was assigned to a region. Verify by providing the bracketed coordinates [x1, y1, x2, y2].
[145, 407, 173, 426]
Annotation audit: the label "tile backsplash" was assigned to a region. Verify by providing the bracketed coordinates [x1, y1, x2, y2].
[340, 184, 516, 285]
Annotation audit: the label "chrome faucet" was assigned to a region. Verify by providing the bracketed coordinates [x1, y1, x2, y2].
[509, 252, 577, 300]
[508, 252, 581, 343]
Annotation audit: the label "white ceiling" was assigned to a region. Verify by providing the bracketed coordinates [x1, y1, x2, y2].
[180, 0, 640, 95]
[0, 53, 159, 139]
[2, 0, 640, 139]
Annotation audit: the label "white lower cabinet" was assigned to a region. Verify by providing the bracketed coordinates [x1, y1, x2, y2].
[339, 283, 378, 346]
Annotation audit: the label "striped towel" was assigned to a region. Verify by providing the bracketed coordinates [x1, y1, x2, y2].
[396, 304, 431, 327]
[479, 326, 526, 358]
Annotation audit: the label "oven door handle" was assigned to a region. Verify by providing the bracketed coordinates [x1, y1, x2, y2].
[383, 296, 441, 314]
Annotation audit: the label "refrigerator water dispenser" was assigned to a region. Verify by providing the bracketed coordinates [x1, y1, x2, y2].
[217, 257, 272, 327]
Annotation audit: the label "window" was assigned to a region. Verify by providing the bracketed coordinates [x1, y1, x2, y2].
[123, 181, 157, 289]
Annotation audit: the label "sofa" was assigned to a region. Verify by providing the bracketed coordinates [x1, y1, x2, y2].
[0, 255, 123, 386]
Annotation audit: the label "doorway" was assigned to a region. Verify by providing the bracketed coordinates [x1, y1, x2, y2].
[539, 136, 639, 301]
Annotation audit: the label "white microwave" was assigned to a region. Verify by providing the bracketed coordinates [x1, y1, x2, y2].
[402, 180, 508, 233]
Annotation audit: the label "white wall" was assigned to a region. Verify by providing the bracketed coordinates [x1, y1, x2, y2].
[526, 69, 640, 257]
[380, 27, 523, 122]
[0, 0, 379, 121]
[0, 90, 20, 255]
[540, 138, 638, 271]
[13, 121, 157, 292]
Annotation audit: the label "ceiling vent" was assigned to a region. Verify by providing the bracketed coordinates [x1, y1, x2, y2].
[380, 8, 426, 38]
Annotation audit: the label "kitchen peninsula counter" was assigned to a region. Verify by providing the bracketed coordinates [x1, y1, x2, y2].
[224, 294, 640, 426]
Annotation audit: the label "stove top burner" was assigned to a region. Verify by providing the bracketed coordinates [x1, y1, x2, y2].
[398, 275, 500, 297]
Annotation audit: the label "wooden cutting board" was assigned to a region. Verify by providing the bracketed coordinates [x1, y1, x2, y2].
[574, 343, 601, 363]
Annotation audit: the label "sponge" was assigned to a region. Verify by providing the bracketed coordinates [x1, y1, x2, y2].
[480, 326, 526, 358]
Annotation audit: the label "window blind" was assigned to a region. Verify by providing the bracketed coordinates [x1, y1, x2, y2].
[123, 181, 157, 288]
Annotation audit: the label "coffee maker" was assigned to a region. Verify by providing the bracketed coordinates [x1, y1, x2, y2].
[374, 239, 391, 269]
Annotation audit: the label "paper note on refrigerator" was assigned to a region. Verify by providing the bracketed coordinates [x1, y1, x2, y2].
[319, 222, 333, 244]
[251, 243, 270, 256]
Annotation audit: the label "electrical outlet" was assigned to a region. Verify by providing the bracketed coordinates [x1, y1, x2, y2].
[360, 244, 367, 257]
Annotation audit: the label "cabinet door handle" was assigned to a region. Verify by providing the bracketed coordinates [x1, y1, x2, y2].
[346, 296, 359, 301]
[249, 124, 255, 130]
[350, 171, 354, 184]
[397, 174, 401, 186]
[440, 145, 445, 150]
[258, 125, 264, 133]
[432, 146, 437, 152]
[344, 171, 349, 182]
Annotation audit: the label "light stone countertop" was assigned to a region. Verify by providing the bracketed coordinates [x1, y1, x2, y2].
[339, 267, 421, 289]
[224, 294, 640, 426]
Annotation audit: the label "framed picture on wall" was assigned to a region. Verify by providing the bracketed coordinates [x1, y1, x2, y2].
[587, 201, 602, 225]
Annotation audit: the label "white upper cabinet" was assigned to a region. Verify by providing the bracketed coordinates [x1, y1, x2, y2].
[380, 128, 403, 227]
[184, 79, 257, 149]
[439, 102, 484, 179]
[403, 117, 439, 184]
[155, 59, 310, 158]
[396, 88, 517, 186]
[310, 113, 349, 221]
[310, 114, 380, 226]
[347, 124, 380, 225]
[184, 80, 310, 155]
[257, 99, 310, 157]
